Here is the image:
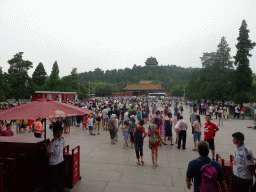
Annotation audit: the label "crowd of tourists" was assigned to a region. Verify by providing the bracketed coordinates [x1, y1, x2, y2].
[0, 97, 256, 192]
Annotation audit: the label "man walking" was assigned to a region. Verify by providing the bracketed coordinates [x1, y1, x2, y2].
[190, 108, 197, 135]
[175, 116, 188, 150]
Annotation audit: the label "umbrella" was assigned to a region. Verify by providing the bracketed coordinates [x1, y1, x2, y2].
[0, 98, 93, 191]
[0, 98, 93, 120]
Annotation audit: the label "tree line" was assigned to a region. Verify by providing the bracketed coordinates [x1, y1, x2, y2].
[186, 20, 256, 104]
[0, 55, 87, 101]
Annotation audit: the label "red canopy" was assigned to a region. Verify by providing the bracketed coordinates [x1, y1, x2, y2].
[0, 98, 93, 120]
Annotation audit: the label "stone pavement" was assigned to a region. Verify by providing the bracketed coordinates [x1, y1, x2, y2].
[17, 106, 256, 192]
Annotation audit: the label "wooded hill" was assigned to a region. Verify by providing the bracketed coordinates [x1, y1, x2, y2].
[78, 65, 197, 96]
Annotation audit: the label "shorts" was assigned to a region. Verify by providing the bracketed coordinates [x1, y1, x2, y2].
[109, 129, 115, 139]
[204, 139, 215, 151]
[103, 117, 109, 124]
[95, 122, 100, 127]
[89, 126, 93, 130]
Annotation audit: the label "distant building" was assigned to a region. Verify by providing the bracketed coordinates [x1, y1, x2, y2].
[145, 57, 158, 66]
[94, 67, 102, 72]
[123, 80, 164, 96]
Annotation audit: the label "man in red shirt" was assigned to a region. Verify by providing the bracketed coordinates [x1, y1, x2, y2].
[204, 114, 219, 160]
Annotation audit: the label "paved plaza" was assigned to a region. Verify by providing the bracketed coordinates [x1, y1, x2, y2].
[17, 107, 256, 192]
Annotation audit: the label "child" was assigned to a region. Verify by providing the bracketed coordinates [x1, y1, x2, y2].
[88, 114, 95, 135]
[0, 123, 14, 136]
[15, 119, 21, 133]
[133, 119, 147, 165]
[47, 125, 65, 192]
[82, 115, 88, 130]
[122, 120, 130, 149]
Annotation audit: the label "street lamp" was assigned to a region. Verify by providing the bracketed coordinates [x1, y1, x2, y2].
[183, 88, 186, 101]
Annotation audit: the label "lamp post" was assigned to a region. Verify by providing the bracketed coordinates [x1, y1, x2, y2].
[183, 88, 186, 102]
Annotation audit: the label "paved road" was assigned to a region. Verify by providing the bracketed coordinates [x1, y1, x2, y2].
[17, 106, 256, 192]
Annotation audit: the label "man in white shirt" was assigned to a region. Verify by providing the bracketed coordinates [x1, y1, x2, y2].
[124, 109, 129, 121]
[175, 116, 188, 150]
[232, 132, 255, 192]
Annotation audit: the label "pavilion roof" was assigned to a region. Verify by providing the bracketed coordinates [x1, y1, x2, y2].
[138, 80, 153, 84]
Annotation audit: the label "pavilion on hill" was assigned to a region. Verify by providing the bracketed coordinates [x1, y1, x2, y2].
[145, 57, 158, 66]
[123, 80, 164, 96]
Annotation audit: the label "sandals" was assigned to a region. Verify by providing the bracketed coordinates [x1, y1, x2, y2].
[170, 144, 174, 145]
[111, 142, 116, 145]
[141, 160, 144, 164]
[192, 149, 197, 151]
[136, 162, 140, 165]
[163, 143, 167, 145]
[97, 133, 100, 135]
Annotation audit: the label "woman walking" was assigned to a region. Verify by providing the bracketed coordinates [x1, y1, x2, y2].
[163, 112, 174, 145]
[34, 118, 44, 138]
[217, 107, 223, 126]
[122, 120, 130, 149]
[148, 118, 160, 168]
[133, 120, 147, 165]
[192, 115, 202, 151]
[129, 116, 136, 149]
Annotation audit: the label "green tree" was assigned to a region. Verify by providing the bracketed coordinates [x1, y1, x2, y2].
[32, 62, 47, 86]
[232, 20, 256, 104]
[7, 52, 33, 100]
[48, 61, 60, 91]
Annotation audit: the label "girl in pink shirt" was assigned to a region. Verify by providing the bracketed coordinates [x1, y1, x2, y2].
[34, 118, 44, 138]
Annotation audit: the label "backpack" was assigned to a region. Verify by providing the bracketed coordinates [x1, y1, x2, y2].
[137, 111, 141, 119]
[135, 127, 143, 143]
[174, 106, 178, 112]
[196, 158, 221, 192]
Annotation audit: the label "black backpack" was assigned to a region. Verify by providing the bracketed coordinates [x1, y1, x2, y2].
[135, 127, 143, 142]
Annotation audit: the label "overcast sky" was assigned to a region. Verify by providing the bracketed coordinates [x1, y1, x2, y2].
[1, 0, 256, 77]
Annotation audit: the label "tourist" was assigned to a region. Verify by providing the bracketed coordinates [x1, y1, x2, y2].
[15, 119, 21, 133]
[208, 104, 214, 116]
[76, 115, 82, 127]
[95, 110, 101, 135]
[180, 103, 184, 114]
[175, 116, 188, 149]
[0, 123, 14, 137]
[82, 115, 88, 130]
[129, 116, 136, 149]
[0, 120, 6, 134]
[47, 125, 65, 192]
[28, 119, 34, 133]
[217, 107, 224, 126]
[186, 141, 228, 192]
[102, 106, 109, 130]
[108, 114, 117, 145]
[34, 118, 44, 138]
[249, 104, 254, 120]
[173, 112, 180, 144]
[192, 115, 202, 151]
[163, 112, 174, 145]
[232, 132, 254, 192]
[190, 108, 197, 135]
[87, 114, 94, 135]
[153, 110, 165, 145]
[234, 105, 240, 119]
[148, 118, 160, 168]
[189, 102, 193, 113]
[204, 114, 219, 160]
[133, 119, 147, 165]
[241, 106, 246, 120]
[122, 120, 130, 149]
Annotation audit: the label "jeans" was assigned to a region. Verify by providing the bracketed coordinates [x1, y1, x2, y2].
[48, 162, 64, 192]
[178, 130, 186, 149]
[233, 174, 252, 192]
[194, 131, 201, 143]
[218, 117, 223, 126]
[135, 141, 143, 159]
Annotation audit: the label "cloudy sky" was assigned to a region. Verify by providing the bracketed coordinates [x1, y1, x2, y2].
[0, 0, 256, 77]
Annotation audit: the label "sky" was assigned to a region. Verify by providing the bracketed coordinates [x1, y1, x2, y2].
[0, 0, 256, 77]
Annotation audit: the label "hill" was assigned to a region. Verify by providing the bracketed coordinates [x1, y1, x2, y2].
[78, 65, 198, 96]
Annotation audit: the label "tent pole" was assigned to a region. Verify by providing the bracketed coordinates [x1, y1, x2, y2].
[44, 118, 47, 191]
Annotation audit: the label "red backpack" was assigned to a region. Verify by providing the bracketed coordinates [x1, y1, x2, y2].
[196, 158, 221, 192]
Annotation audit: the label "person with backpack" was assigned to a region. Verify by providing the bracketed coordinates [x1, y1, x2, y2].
[133, 119, 147, 165]
[148, 118, 160, 169]
[186, 141, 228, 192]
[129, 116, 136, 149]
[108, 114, 117, 145]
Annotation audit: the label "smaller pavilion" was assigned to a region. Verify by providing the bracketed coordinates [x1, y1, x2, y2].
[145, 57, 158, 66]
